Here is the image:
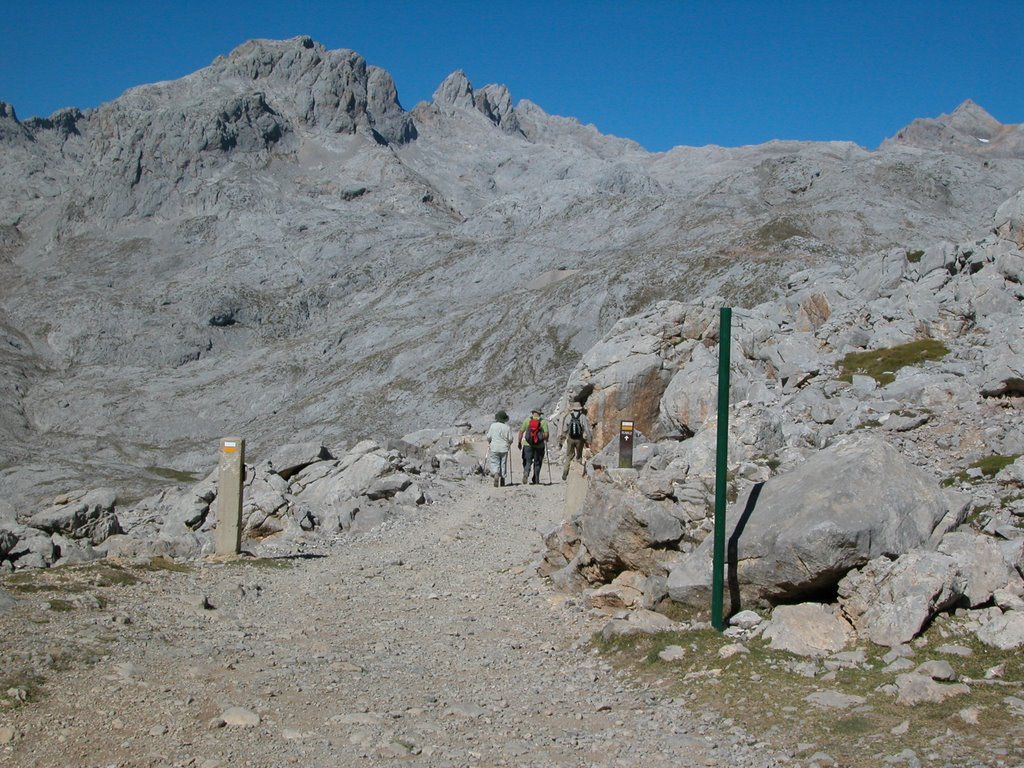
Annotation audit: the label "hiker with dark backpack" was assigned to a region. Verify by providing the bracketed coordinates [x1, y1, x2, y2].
[517, 407, 550, 485]
[558, 401, 593, 480]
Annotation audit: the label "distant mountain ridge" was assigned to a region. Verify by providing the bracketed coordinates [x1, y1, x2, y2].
[884, 99, 1024, 157]
[1, 35, 1023, 507]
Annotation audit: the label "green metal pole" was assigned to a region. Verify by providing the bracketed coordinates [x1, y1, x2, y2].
[711, 307, 732, 631]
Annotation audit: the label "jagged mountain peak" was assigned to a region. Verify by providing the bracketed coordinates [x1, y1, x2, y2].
[884, 99, 1024, 157]
[0, 101, 33, 145]
[433, 69, 475, 109]
[429, 70, 522, 135]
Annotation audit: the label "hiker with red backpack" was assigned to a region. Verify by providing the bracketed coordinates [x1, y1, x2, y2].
[517, 407, 550, 485]
[558, 401, 593, 480]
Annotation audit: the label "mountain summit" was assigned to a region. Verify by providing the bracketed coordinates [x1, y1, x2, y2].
[884, 99, 1024, 157]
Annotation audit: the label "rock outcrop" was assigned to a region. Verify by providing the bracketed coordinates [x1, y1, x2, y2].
[542, 194, 1024, 650]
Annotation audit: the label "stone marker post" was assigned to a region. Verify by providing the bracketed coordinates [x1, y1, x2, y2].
[215, 437, 245, 556]
[618, 420, 634, 469]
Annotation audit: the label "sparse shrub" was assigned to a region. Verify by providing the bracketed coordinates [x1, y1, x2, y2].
[0, 671, 45, 707]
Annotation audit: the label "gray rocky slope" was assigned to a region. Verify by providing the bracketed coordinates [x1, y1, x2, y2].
[1, 35, 1024, 508]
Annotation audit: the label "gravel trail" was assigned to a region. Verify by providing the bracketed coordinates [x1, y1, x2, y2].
[1, 475, 785, 767]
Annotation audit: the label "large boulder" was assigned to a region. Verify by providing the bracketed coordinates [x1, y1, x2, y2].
[976, 611, 1024, 650]
[666, 436, 956, 608]
[837, 550, 962, 647]
[762, 603, 855, 656]
[579, 478, 690, 576]
[937, 532, 1011, 607]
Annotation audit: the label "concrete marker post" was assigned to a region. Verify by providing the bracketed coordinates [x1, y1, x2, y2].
[215, 437, 245, 556]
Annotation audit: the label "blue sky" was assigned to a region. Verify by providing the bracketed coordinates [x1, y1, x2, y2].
[2, 1, 1022, 151]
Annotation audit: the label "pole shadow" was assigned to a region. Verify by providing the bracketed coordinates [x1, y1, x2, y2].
[727, 481, 764, 616]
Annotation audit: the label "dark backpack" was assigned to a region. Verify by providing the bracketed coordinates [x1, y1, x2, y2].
[567, 411, 584, 439]
[527, 418, 543, 445]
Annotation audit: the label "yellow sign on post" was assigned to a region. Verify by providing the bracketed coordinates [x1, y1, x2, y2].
[618, 420, 634, 468]
[215, 437, 245, 556]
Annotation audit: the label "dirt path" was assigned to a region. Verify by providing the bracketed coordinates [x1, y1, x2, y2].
[1, 471, 784, 767]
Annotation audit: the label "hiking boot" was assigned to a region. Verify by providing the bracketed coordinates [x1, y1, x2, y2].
[530, 478, 539, 485]
[500, 478, 506, 487]
[561, 468, 569, 481]
[522, 472, 529, 485]
[493, 476, 499, 487]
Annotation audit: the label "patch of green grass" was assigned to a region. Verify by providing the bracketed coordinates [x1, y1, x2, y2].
[942, 454, 1022, 487]
[906, 249, 925, 263]
[592, 610, 1024, 768]
[753, 218, 811, 246]
[832, 715, 874, 736]
[88, 562, 141, 587]
[223, 557, 294, 570]
[46, 599, 75, 612]
[4, 561, 140, 596]
[145, 465, 200, 483]
[837, 339, 950, 386]
[971, 453, 1021, 477]
[134, 556, 192, 573]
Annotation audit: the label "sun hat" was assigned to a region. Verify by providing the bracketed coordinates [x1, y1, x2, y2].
[570, 401, 584, 410]
[531, 407, 542, 415]
[495, 410, 509, 422]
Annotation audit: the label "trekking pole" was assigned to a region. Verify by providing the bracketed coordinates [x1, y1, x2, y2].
[546, 438, 552, 485]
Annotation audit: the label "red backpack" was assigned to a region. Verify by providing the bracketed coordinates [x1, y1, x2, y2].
[527, 418, 543, 445]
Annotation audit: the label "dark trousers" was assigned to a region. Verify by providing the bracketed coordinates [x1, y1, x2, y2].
[522, 443, 545, 483]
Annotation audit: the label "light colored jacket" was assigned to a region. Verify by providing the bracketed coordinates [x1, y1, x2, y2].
[486, 421, 514, 452]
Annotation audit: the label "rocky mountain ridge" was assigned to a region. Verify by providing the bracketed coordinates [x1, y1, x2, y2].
[1, 35, 1023, 511]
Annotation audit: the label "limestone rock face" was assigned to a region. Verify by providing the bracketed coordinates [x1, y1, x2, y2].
[216, 36, 414, 142]
[432, 70, 476, 110]
[994, 190, 1024, 249]
[26, 488, 121, 544]
[2, 36, 1024, 517]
